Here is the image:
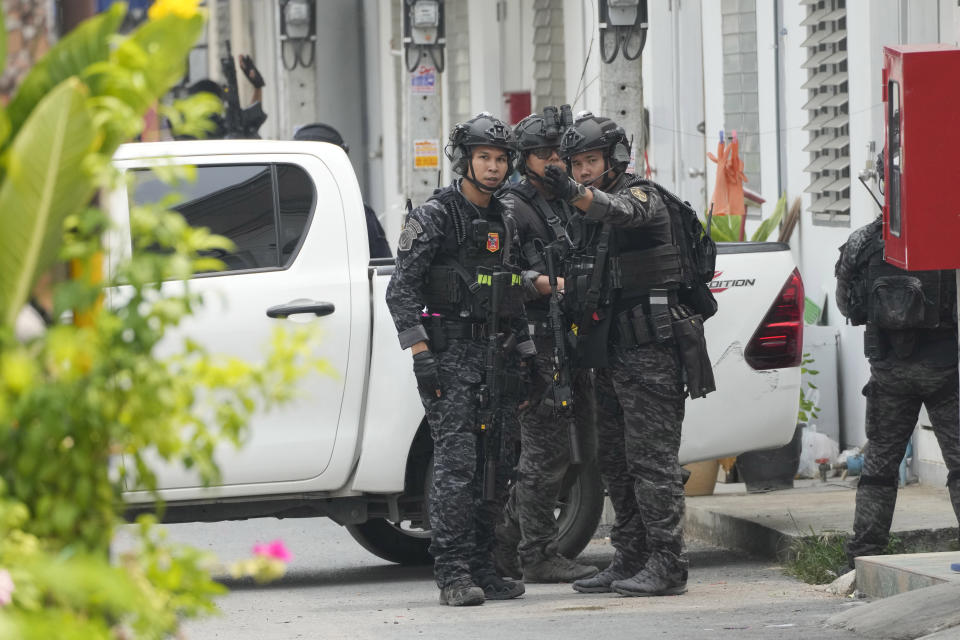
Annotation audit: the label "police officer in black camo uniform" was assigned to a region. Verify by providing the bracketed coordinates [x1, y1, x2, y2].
[540, 113, 690, 597]
[386, 113, 533, 606]
[492, 107, 600, 584]
[836, 216, 960, 569]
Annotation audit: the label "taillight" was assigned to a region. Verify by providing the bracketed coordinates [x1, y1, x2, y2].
[745, 268, 804, 370]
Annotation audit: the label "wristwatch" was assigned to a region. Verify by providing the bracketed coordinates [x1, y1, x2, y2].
[569, 182, 588, 204]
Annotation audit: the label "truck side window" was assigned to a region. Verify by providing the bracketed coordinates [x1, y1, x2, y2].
[130, 163, 315, 273]
[276, 163, 316, 265]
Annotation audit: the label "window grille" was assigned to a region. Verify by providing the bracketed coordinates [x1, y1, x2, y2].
[802, 0, 849, 225]
[533, 0, 566, 112]
[721, 0, 761, 200]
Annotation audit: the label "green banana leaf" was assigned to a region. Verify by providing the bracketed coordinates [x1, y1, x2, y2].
[0, 79, 98, 327]
[124, 13, 205, 104]
[5, 3, 124, 138]
[704, 192, 788, 243]
[89, 12, 205, 150]
[750, 192, 787, 242]
[706, 214, 743, 242]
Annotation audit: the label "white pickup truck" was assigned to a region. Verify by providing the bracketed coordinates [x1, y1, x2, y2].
[112, 140, 802, 564]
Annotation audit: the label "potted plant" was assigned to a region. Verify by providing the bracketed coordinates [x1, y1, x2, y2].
[736, 353, 818, 492]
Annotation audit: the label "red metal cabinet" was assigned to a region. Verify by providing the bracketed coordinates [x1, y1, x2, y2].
[882, 44, 960, 270]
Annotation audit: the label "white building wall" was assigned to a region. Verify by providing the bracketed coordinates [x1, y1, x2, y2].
[562, 0, 601, 115]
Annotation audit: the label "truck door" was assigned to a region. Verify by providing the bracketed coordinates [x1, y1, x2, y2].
[119, 157, 355, 489]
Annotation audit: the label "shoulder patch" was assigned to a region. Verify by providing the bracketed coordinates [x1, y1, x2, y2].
[397, 218, 424, 252]
[629, 186, 648, 203]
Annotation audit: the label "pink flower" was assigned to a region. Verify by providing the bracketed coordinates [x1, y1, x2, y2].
[253, 539, 292, 563]
[0, 569, 14, 606]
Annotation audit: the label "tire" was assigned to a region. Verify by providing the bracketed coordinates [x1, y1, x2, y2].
[345, 518, 433, 565]
[345, 450, 434, 566]
[556, 458, 605, 559]
[345, 456, 604, 565]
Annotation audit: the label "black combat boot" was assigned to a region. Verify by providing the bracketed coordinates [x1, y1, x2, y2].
[475, 572, 525, 600]
[439, 578, 485, 606]
[523, 554, 599, 583]
[611, 568, 688, 597]
[572, 553, 644, 594]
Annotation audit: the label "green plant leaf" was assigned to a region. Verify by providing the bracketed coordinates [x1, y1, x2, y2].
[0, 78, 97, 327]
[5, 3, 125, 137]
[704, 213, 743, 242]
[0, 106, 10, 154]
[750, 192, 787, 242]
[120, 13, 205, 109]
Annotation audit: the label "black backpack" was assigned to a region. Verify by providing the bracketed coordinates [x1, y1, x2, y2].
[835, 218, 883, 326]
[636, 180, 718, 320]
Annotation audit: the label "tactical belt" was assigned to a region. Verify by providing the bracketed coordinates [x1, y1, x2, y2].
[438, 320, 490, 340]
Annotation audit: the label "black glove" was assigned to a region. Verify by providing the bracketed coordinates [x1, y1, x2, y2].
[413, 349, 442, 397]
[543, 165, 582, 202]
[239, 54, 265, 89]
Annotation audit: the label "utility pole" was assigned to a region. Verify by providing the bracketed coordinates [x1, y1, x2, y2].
[597, 0, 648, 176]
[402, 0, 446, 209]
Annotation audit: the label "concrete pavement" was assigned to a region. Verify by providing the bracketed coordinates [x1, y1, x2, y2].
[679, 476, 960, 639]
[684, 477, 958, 564]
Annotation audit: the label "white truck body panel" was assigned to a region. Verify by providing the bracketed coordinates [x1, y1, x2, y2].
[115, 143, 373, 503]
[682, 248, 801, 462]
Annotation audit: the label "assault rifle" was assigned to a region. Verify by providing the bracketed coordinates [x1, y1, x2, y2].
[478, 269, 506, 501]
[543, 243, 582, 465]
[219, 40, 244, 138]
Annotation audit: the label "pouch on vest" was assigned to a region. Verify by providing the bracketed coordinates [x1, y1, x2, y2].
[424, 267, 463, 307]
[870, 275, 928, 329]
[573, 310, 611, 369]
[672, 314, 716, 399]
[680, 281, 718, 320]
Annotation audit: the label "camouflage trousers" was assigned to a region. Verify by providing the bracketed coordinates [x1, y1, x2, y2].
[847, 362, 960, 564]
[420, 339, 519, 589]
[594, 341, 688, 580]
[497, 336, 597, 566]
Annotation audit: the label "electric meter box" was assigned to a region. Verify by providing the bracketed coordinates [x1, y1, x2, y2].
[881, 44, 960, 270]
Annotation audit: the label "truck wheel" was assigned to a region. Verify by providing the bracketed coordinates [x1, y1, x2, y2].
[345, 519, 432, 565]
[345, 449, 434, 566]
[556, 458, 605, 559]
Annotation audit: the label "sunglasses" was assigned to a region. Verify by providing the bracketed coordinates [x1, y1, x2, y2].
[530, 147, 561, 160]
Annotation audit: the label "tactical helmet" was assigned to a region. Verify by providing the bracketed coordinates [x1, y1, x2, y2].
[559, 113, 631, 172]
[446, 112, 517, 177]
[513, 105, 570, 175]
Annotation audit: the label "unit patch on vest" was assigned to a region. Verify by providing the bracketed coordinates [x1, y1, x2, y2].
[629, 186, 648, 203]
[397, 218, 424, 252]
[486, 232, 500, 253]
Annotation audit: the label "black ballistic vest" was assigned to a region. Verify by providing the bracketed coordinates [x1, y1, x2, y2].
[421, 186, 525, 322]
